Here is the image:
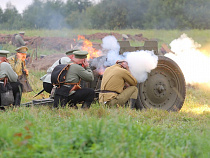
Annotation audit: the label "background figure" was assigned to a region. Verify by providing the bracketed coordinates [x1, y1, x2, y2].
[122, 34, 129, 41]
[15, 31, 28, 47]
[53, 51, 95, 109]
[99, 60, 142, 110]
[8, 46, 32, 92]
[0, 50, 22, 107]
[40, 49, 78, 94]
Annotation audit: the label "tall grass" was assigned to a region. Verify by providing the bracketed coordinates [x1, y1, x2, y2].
[0, 69, 209, 157]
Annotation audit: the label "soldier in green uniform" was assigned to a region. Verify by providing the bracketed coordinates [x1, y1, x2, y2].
[99, 60, 139, 109]
[15, 31, 28, 47]
[40, 49, 78, 94]
[0, 50, 23, 106]
[8, 46, 32, 92]
[53, 51, 95, 109]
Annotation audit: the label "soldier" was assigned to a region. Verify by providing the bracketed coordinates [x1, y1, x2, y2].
[40, 49, 78, 94]
[99, 60, 140, 109]
[15, 31, 28, 47]
[0, 50, 22, 107]
[8, 46, 32, 92]
[122, 34, 129, 41]
[53, 51, 95, 109]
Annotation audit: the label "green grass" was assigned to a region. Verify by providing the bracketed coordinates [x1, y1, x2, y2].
[0, 104, 209, 157]
[0, 69, 209, 157]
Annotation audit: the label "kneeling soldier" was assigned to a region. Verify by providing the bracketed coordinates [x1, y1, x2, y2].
[99, 60, 140, 109]
[0, 50, 23, 107]
[53, 51, 95, 109]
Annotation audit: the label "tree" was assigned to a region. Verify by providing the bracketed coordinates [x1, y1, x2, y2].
[1, 2, 22, 29]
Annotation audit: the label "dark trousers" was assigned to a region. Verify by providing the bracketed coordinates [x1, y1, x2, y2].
[43, 82, 53, 94]
[54, 87, 95, 108]
[0, 81, 22, 106]
[10, 81, 23, 106]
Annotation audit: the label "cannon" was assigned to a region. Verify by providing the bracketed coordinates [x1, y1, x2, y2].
[20, 40, 186, 112]
[89, 40, 186, 111]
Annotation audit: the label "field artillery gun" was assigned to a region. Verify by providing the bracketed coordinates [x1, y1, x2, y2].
[89, 40, 186, 111]
[20, 40, 186, 112]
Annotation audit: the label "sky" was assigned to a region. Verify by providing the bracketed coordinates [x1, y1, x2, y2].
[0, 0, 99, 13]
[1, 0, 35, 13]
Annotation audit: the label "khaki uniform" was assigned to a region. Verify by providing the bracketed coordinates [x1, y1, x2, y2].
[8, 55, 26, 76]
[8, 55, 32, 92]
[15, 34, 25, 47]
[99, 64, 138, 106]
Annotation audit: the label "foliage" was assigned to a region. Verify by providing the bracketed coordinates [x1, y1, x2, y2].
[0, 0, 210, 30]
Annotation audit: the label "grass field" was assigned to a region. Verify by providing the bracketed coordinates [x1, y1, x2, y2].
[0, 29, 210, 157]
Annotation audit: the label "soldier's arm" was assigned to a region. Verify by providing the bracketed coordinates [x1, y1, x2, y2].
[123, 70, 137, 86]
[2, 62, 18, 82]
[76, 65, 94, 82]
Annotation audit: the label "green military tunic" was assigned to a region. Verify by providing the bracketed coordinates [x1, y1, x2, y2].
[99, 64, 137, 103]
[63, 61, 94, 95]
[15, 34, 25, 47]
[65, 62, 94, 83]
[8, 55, 26, 76]
[0, 62, 18, 82]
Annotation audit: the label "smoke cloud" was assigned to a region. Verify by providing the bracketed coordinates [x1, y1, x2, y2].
[91, 35, 158, 83]
[165, 33, 210, 84]
[125, 51, 158, 83]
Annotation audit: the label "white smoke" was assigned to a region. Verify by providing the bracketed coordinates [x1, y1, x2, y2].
[101, 35, 120, 52]
[165, 33, 210, 84]
[92, 35, 158, 83]
[125, 51, 158, 83]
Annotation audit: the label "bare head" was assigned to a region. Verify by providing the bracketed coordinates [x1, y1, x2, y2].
[116, 60, 129, 70]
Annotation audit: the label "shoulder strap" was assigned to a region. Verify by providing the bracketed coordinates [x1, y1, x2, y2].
[59, 59, 61, 64]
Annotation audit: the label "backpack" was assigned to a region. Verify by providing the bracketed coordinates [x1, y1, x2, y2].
[51, 63, 73, 86]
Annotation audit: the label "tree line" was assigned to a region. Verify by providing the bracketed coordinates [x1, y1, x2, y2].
[0, 0, 210, 30]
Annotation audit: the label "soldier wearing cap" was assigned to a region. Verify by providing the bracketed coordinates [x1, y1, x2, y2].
[53, 50, 95, 109]
[40, 49, 78, 94]
[0, 50, 23, 106]
[8, 46, 32, 92]
[122, 34, 129, 41]
[15, 31, 28, 47]
[99, 60, 140, 109]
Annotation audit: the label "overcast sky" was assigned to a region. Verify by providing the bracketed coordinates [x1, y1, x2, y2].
[0, 0, 99, 13]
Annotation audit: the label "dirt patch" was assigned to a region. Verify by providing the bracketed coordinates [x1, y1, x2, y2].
[27, 53, 66, 71]
[0, 32, 149, 70]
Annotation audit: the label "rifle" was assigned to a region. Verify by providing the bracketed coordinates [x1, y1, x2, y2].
[33, 89, 45, 98]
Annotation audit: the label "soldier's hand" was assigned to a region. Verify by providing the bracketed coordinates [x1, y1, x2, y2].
[24, 69, 29, 75]
[83, 59, 89, 68]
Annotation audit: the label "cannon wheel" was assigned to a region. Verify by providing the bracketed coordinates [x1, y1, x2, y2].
[138, 56, 186, 111]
